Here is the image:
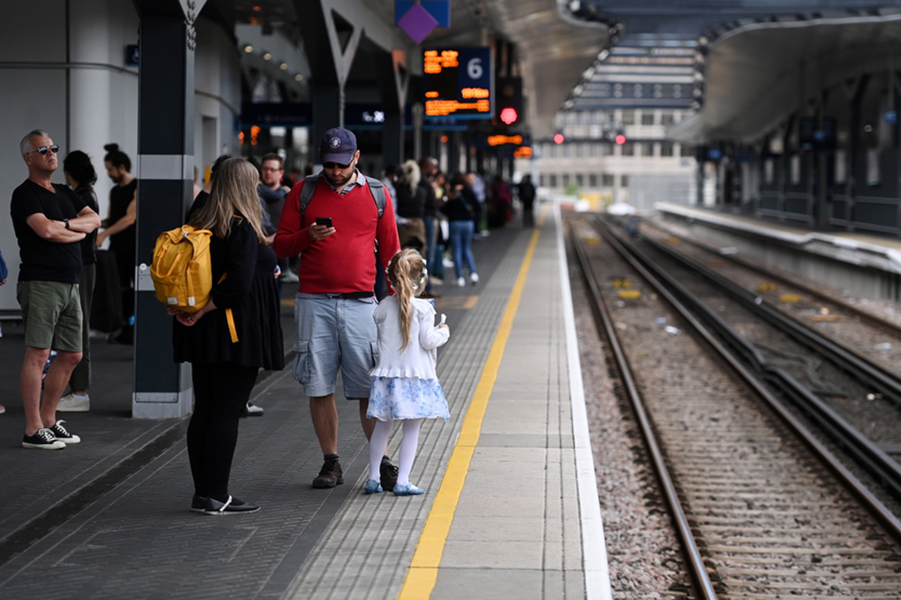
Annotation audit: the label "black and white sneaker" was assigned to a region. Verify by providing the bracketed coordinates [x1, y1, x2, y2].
[22, 428, 66, 450]
[48, 420, 81, 444]
[201, 495, 260, 515]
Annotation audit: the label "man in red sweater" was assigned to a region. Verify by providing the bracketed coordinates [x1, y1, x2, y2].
[274, 128, 401, 489]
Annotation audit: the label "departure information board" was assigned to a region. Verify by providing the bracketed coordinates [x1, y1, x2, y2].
[423, 47, 493, 120]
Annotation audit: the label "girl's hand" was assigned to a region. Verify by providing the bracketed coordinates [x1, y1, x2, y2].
[438, 324, 449, 332]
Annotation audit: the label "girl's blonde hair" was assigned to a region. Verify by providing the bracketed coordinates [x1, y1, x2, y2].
[190, 158, 267, 243]
[386, 249, 428, 352]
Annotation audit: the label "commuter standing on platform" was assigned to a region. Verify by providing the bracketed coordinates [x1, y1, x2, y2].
[274, 127, 401, 490]
[96, 143, 137, 344]
[441, 173, 480, 287]
[58, 151, 100, 413]
[518, 174, 537, 228]
[171, 158, 284, 515]
[11, 129, 101, 449]
[364, 249, 450, 496]
[258, 153, 292, 282]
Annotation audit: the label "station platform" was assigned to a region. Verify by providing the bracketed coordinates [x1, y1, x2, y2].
[0, 204, 611, 599]
[653, 202, 901, 303]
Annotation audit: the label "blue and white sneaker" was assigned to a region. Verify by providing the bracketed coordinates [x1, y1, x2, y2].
[392, 482, 424, 496]
[363, 479, 383, 494]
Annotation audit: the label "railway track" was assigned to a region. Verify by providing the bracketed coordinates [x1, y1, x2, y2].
[568, 215, 901, 599]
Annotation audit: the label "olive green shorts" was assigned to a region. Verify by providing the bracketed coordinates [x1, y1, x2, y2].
[17, 280, 83, 352]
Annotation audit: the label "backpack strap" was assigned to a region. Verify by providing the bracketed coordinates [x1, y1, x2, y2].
[299, 173, 386, 222]
[368, 178, 386, 217]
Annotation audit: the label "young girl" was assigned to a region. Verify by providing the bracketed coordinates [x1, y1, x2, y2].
[365, 249, 450, 495]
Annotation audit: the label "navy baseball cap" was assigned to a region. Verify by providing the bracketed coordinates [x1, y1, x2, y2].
[320, 128, 357, 164]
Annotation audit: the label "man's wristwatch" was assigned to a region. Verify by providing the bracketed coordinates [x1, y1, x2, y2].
[63, 218, 70, 230]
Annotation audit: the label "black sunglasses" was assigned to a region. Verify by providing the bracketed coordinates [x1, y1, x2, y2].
[30, 145, 60, 155]
[322, 161, 352, 170]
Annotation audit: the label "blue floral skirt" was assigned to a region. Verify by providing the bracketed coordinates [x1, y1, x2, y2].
[368, 376, 449, 421]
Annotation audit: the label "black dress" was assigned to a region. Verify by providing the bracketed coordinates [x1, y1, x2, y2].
[172, 218, 284, 371]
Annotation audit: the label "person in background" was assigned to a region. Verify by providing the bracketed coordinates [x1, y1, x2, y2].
[58, 151, 101, 413]
[417, 157, 440, 297]
[468, 170, 488, 238]
[97, 143, 137, 344]
[518, 174, 537, 227]
[364, 249, 450, 496]
[274, 127, 401, 490]
[258, 153, 293, 284]
[394, 160, 427, 254]
[11, 129, 101, 449]
[428, 170, 447, 285]
[170, 158, 284, 514]
[441, 173, 480, 287]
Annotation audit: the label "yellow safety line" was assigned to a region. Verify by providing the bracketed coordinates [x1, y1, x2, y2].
[398, 224, 543, 599]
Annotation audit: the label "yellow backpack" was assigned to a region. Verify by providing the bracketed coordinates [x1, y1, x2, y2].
[150, 225, 238, 342]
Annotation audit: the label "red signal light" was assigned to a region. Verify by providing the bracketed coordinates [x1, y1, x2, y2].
[554, 133, 565, 145]
[615, 134, 626, 145]
[499, 107, 518, 125]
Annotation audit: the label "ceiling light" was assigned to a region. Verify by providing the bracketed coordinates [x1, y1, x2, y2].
[262, 52, 272, 61]
[243, 45, 253, 53]
[279, 62, 288, 70]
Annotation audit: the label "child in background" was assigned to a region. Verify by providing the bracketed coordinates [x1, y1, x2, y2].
[365, 249, 450, 495]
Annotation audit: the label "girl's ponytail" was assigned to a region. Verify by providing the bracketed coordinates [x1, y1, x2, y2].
[386, 249, 427, 351]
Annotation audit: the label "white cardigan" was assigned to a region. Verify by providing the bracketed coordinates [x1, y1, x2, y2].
[370, 296, 450, 379]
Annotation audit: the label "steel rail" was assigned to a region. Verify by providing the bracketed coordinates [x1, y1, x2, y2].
[567, 220, 718, 600]
[591, 216, 901, 546]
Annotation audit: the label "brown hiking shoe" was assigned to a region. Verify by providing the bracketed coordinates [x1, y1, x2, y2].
[312, 460, 344, 488]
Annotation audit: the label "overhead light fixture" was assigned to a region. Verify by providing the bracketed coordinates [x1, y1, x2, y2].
[279, 62, 288, 70]
[243, 45, 253, 53]
[262, 52, 272, 61]
[295, 74, 303, 82]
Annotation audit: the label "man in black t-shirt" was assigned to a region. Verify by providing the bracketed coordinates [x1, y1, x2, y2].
[11, 129, 101, 450]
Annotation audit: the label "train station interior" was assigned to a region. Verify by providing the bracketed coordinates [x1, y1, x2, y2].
[4, 1, 901, 598]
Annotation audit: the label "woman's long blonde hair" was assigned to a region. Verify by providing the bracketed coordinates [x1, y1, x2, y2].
[386, 249, 428, 352]
[190, 158, 267, 243]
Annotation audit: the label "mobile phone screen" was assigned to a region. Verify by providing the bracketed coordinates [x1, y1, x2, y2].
[316, 217, 333, 228]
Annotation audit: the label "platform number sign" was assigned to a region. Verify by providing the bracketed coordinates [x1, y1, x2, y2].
[423, 47, 493, 120]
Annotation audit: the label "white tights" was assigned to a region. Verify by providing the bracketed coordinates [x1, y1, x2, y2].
[369, 418, 423, 487]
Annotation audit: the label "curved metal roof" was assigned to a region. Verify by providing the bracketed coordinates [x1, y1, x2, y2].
[669, 10, 901, 144]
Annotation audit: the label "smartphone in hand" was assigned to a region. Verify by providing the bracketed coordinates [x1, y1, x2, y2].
[315, 217, 333, 228]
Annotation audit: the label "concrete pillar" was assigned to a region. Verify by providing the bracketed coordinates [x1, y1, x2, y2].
[130, 0, 206, 418]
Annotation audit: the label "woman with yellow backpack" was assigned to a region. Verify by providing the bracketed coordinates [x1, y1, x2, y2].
[168, 158, 284, 515]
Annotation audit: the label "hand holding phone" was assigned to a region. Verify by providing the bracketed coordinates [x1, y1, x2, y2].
[440, 313, 447, 325]
[315, 217, 333, 228]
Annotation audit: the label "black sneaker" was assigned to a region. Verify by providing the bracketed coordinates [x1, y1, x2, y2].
[48, 420, 81, 444]
[201, 495, 260, 515]
[22, 428, 65, 450]
[191, 495, 207, 513]
[380, 460, 399, 490]
[312, 460, 344, 488]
